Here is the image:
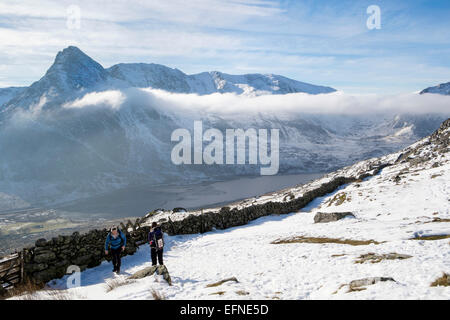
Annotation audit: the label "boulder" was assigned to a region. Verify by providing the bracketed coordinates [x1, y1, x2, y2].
[349, 277, 395, 290]
[314, 212, 355, 223]
[129, 265, 172, 285]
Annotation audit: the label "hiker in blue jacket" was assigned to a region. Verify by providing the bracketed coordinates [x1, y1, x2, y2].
[105, 226, 126, 274]
[148, 222, 164, 266]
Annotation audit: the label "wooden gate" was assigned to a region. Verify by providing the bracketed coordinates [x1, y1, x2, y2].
[0, 252, 24, 290]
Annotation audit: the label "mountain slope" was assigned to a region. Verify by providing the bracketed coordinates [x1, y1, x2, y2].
[420, 82, 450, 95]
[14, 118, 450, 300]
[0, 87, 26, 108]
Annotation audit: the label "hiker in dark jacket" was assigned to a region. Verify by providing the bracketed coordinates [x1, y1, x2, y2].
[148, 222, 164, 266]
[105, 226, 126, 274]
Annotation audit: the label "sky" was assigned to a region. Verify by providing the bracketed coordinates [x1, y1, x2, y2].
[0, 0, 449, 94]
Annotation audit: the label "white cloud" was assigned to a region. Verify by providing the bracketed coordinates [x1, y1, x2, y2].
[62, 87, 450, 116]
[63, 90, 125, 109]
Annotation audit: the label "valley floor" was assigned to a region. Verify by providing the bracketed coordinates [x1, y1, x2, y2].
[13, 152, 450, 300]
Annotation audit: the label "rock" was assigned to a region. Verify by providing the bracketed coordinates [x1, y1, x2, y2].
[157, 265, 172, 285]
[173, 207, 187, 213]
[35, 238, 47, 247]
[34, 251, 56, 263]
[129, 265, 158, 280]
[25, 263, 48, 273]
[33, 267, 59, 283]
[349, 277, 395, 289]
[314, 212, 355, 223]
[355, 253, 412, 264]
[129, 265, 172, 285]
[72, 254, 93, 266]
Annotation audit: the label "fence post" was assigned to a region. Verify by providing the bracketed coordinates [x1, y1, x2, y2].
[20, 250, 24, 284]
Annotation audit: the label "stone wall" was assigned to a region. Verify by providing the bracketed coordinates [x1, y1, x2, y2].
[154, 175, 360, 236]
[18, 165, 388, 286]
[22, 220, 150, 284]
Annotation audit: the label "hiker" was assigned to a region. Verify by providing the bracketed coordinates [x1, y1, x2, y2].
[105, 226, 126, 274]
[148, 222, 164, 266]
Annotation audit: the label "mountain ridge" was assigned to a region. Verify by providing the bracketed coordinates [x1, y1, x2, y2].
[420, 81, 450, 95]
[0, 46, 336, 110]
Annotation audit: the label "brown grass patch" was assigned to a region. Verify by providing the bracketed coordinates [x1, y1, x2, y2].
[272, 236, 382, 246]
[430, 273, 449, 287]
[210, 291, 226, 296]
[412, 234, 450, 240]
[1, 279, 44, 300]
[327, 192, 350, 207]
[206, 277, 239, 288]
[105, 278, 134, 293]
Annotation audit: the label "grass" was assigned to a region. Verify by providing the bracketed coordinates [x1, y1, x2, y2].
[430, 217, 450, 223]
[326, 192, 350, 207]
[430, 273, 449, 287]
[210, 291, 226, 296]
[412, 234, 450, 240]
[1, 279, 44, 300]
[271, 236, 382, 246]
[354, 252, 412, 264]
[206, 277, 239, 288]
[105, 278, 135, 293]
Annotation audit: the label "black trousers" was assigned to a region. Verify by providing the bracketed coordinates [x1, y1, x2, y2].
[151, 247, 163, 266]
[111, 247, 122, 270]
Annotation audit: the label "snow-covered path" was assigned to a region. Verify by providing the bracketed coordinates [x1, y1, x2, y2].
[14, 154, 449, 300]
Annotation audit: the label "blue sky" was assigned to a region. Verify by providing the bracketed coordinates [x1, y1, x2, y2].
[0, 0, 449, 93]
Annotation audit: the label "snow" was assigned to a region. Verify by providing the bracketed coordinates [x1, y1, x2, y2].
[13, 136, 450, 300]
[420, 82, 450, 95]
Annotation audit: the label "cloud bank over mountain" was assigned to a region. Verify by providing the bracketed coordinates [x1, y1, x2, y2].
[60, 87, 450, 116]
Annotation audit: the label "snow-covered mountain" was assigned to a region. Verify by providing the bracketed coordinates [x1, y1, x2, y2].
[420, 82, 450, 95]
[0, 46, 335, 111]
[0, 87, 26, 108]
[12, 118, 450, 300]
[0, 46, 448, 211]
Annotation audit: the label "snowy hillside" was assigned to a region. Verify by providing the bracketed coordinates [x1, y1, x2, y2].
[420, 82, 450, 95]
[14, 119, 450, 300]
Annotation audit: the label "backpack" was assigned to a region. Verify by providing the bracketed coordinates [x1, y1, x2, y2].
[152, 228, 164, 250]
[109, 229, 125, 247]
